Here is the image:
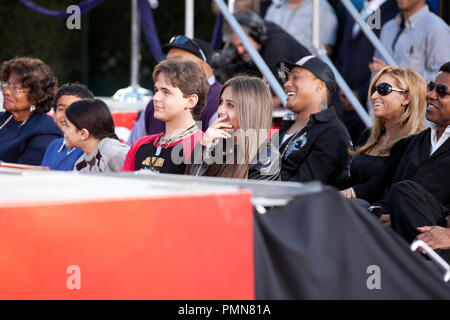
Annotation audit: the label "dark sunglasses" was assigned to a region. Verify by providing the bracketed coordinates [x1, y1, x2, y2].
[169, 35, 207, 62]
[372, 82, 407, 96]
[428, 81, 450, 99]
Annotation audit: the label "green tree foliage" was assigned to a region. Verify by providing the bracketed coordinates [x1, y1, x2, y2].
[0, 0, 216, 96]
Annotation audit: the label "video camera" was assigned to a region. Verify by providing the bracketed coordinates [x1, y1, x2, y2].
[211, 43, 261, 84]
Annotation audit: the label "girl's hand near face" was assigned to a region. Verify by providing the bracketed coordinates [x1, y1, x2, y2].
[201, 114, 234, 148]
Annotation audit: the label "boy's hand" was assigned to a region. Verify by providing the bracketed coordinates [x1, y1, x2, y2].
[201, 114, 234, 148]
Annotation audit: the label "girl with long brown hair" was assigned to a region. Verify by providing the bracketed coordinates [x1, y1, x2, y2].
[188, 75, 280, 180]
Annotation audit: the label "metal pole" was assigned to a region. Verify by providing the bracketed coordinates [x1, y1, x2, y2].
[228, 0, 235, 13]
[214, 0, 287, 105]
[185, 0, 194, 38]
[131, 0, 140, 86]
[312, 0, 371, 127]
[340, 0, 397, 66]
[317, 49, 372, 127]
[312, 0, 319, 49]
[253, 0, 260, 15]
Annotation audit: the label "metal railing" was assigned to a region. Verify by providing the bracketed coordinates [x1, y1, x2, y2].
[312, 0, 373, 127]
[213, 0, 288, 106]
[312, 0, 399, 127]
[340, 0, 397, 67]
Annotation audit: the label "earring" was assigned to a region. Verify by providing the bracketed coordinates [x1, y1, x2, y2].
[30, 105, 36, 112]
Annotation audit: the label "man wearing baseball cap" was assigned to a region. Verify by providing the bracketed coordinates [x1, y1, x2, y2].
[276, 55, 352, 188]
[126, 35, 221, 145]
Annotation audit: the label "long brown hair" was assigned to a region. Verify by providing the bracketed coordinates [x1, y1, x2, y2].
[212, 76, 273, 179]
[351, 66, 426, 156]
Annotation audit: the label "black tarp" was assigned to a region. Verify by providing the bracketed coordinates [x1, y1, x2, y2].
[254, 187, 450, 299]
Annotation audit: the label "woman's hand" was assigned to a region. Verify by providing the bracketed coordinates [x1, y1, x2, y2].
[201, 114, 234, 148]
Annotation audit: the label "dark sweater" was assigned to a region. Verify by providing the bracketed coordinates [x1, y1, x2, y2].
[0, 111, 63, 165]
[278, 107, 351, 188]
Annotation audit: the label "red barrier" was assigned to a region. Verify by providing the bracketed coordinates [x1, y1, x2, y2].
[111, 111, 138, 129]
[0, 191, 254, 299]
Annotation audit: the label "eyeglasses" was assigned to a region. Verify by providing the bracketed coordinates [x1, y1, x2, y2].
[372, 82, 408, 96]
[428, 81, 450, 99]
[1, 81, 27, 95]
[169, 35, 207, 62]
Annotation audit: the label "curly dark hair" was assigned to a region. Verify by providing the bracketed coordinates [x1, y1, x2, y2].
[1, 56, 58, 113]
[53, 82, 94, 112]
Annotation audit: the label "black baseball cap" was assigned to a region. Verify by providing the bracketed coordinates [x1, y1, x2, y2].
[162, 35, 214, 65]
[277, 55, 336, 95]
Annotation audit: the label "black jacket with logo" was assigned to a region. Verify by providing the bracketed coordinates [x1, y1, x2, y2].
[277, 107, 352, 188]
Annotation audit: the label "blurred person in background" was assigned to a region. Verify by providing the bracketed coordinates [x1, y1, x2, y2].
[265, 0, 338, 55]
[127, 36, 221, 146]
[370, 0, 450, 83]
[336, 0, 399, 145]
[220, 9, 310, 106]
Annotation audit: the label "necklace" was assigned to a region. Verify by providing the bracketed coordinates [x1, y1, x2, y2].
[280, 129, 304, 159]
[369, 134, 390, 156]
[0, 114, 29, 131]
[148, 124, 198, 172]
[0, 115, 13, 131]
[158, 124, 198, 147]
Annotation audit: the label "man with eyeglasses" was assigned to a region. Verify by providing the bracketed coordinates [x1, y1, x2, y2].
[126, 36, 221, 145]
[366, 62, 450, 259]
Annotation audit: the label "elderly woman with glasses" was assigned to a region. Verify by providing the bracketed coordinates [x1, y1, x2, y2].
[340, 66, 426, 202]
[0, 56, 62, 165]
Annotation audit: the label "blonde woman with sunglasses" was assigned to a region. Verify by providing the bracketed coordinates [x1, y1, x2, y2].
[341, 66, 426, 202]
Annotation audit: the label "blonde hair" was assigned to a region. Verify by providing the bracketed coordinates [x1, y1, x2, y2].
[351, 66, 426, 156]
[216, 75, 273, 179]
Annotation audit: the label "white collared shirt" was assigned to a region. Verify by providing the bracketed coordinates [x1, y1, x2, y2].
[430, 124, 450, 155]
[376, 5, 450, 82]
[57, 138, 78, 155]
